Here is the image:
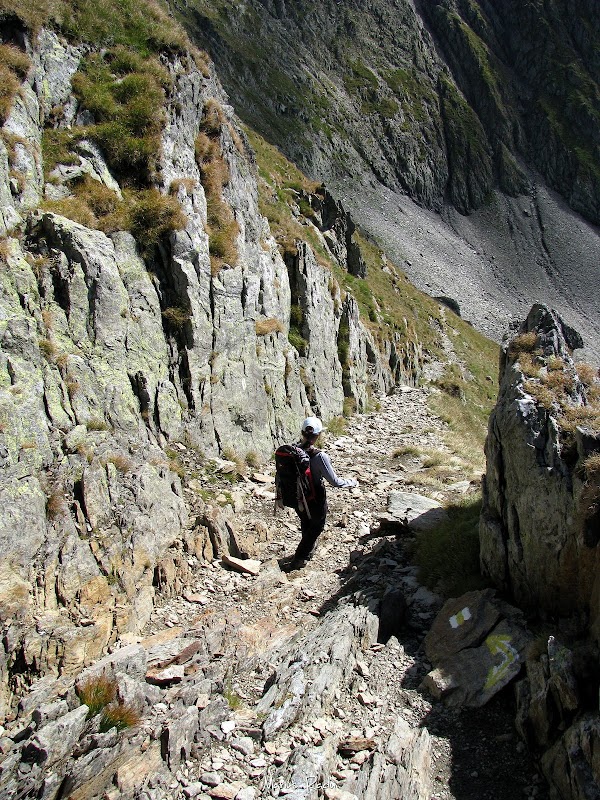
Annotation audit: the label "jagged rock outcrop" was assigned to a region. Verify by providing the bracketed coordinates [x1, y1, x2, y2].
[0, 584, 434, 800]
[480, 305, 600, 800]
[480, 304, 600, 635]
[316, 188, 367, 279]
[513, 634, 600, 800]
[255, 597, 432, 799]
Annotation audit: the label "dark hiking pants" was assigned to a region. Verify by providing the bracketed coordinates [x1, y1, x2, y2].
[294, 495, 327, 561]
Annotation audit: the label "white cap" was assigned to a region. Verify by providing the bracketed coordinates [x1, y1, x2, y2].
[301, 416, 323, 436]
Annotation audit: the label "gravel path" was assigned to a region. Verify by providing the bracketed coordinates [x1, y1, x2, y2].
[144, 387, 545, 800]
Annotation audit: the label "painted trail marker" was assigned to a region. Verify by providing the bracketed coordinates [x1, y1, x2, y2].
[449, 607, 471, 629]
[484, 634, 519, 690]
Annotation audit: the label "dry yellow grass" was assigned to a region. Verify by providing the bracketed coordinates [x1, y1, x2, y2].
[66, 378, 81, 397]
[41, 309, 54, 330]
[76, 673, 117, 716]
[200, 98, 225, 135]
[0, 43, 31, 123]
[576, 362, 598, 386]
[195, 100, 240, 273]
[169, 177, 197, 195]
[509, 331, 538, 355]
[582, 453, 600, 477]
[559, 406, 600, 434]
[38, 337, 59, 362]
[99, 701, 140, 732]
[245, 450, 260, 468]
[524, 380, 555, 411]
[544, 370, 575, 394]
[517, 351, 543, 378]
[46, 488, 67, 519]
[392, 444, 421, 458]
[162, 305, 191, 328]
[104, 453, 134, 472]
[255, 318, 284, 336]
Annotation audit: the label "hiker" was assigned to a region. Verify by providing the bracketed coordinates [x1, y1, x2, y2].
[279, 416, 358, 570]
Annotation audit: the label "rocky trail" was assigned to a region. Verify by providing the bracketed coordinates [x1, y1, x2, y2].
[1, 387, 544, 800]
[129, 388, 542, 800]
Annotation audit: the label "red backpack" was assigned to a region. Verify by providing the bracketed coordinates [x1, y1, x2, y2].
[274, 443, 317, 517]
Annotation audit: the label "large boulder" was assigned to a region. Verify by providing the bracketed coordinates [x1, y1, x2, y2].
[421, 589, 532, 707]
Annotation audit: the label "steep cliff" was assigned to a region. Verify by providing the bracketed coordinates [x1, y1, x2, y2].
[178, 0, 600, 225]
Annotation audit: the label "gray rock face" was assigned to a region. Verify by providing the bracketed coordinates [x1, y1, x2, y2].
[541, 715, 600, 800]
[0, 25, 406, 719]
[515, 637, 580, 752]
[187, 0, 600, 226]
[288, 241, 344, 420]
[21, 705, 88, 767]
[257, 602, 379, 740]
[480, 305, 600, 641]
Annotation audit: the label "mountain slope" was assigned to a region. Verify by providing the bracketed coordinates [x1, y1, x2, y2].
[175, 0, 600, 223]
[173, 0, 600, 359]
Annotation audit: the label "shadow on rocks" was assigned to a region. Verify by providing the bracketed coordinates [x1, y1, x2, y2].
[316, 532, 424, 657]
[418, 686, 546, 800]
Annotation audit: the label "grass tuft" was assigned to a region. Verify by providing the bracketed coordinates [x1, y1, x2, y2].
[46, 487, 67, 519]
[392, 444, 420, 458]
[576, 362, 599, 387]
[508, 331, 538, 355]
[582, 453, 600, 478]
[104, 453, 134, 472]
[76, 673, 117, 717]
[195, 99, 240, 273]
[0, 43, 31, 123]
[414, 493, 486, 597]
[99, 702, 140, 732]
[326, 416, 347, 437]
[221, 445, 247, 477]
[255, 317, 284, 336]
[162, 304, 191, 328]
[71, 48, 169, 184]
[86, 417, 111, 432]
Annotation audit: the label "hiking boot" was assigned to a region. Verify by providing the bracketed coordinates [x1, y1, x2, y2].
[279, 555, 298, 573]
[281, 556, 308, 573]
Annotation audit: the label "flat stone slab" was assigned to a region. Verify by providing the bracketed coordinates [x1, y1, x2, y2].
[251, 472, 273, 484]
[387, 491, 449, 531]
[145, 664, 185, 686]
[222, 555, 261, 575]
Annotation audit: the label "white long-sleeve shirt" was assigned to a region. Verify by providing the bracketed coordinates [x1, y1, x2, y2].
[309, 450, 357, 489]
